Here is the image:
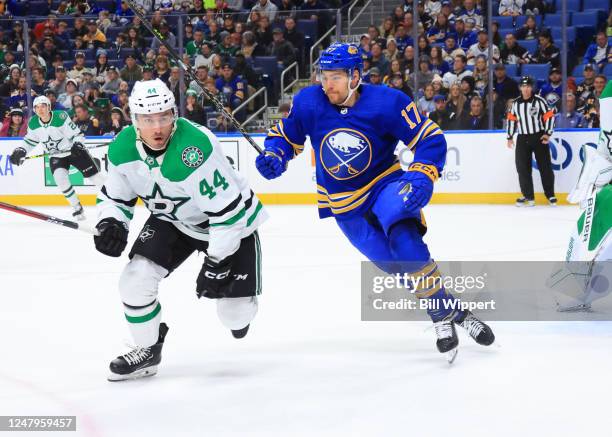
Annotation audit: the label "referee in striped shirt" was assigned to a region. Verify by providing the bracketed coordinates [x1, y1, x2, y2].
[506, 76, 557, 206]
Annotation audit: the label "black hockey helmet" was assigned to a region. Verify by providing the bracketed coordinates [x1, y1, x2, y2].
[519, 76, 534, 87]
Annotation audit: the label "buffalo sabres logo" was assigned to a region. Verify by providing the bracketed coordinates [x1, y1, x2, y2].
[320, 129, 372, 180]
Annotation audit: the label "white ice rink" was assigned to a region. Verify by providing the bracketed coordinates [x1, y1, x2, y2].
[1, 204, 611, 437]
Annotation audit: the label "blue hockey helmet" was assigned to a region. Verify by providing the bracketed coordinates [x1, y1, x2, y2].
[318, 43, 364, 76]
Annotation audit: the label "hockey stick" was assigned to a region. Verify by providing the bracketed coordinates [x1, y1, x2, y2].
[25, 142, 110, 160]
[124, 0, 263, 154]
[0, 201, 99, 236]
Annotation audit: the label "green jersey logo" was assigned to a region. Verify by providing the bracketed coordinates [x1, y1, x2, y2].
[182, 146, 204, 168]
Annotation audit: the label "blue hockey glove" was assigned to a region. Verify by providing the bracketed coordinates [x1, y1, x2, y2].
[398, 162, 439, 212]
[256, 151, 286, 180]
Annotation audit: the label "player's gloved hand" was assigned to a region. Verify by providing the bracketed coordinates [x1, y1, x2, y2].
[71, 142, 86, 156]
[94, 218, 129, 257]
[196, 257, 233, 299]
[255, 151, 286, 180]
[9, 147, 27, 166]
[398, 162, 438, 213]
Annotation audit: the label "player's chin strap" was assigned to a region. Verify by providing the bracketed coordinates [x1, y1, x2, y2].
[339, 70, 362, 107]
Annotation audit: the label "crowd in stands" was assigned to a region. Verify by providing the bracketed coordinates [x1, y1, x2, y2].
[0, 0, 610, 136]
[354, 0, 611, 130]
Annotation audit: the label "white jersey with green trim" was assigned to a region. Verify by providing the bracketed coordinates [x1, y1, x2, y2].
[96, 118, 267, 261]
[22, 110, 84, 158]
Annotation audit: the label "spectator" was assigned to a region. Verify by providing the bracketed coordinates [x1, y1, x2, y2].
[268, 28, 296, 69]
[116, 0, 135, 25]
[368, 67, 383, 85]
[277, 0, 298, 21]
[48, 65, 68, 96]
[101, 66, 121, 96]
[120, 54, 143, 83]
[380, 17, 396, 39]
[443, 36, 463, 66]
[45, 89, 67, 111]
[184, 89, 207, 125]
[57, 79, 80, 109]
[250, 0, 278, 22]
[97, 10, 112, 33]
[215, 62, 247, 116]
[166, 66, 184, 103]
[472, 55, 489, 96]
[127, 27, 146, 51]
[0, 107, 27, 137]
[384, 59, 403, 83]
[442, 54, 472, 89]
[584, 32, 610, 72]
[514, 15, 539, 40]
[388, 72, 414, 97]
[417, 35, 431, 57]
[0, 52, 16, 81]
[424, 0, 442, 18]
[32, 15, 57, 42]
[453, 18, 477, 52]
[83, 19, 107, 50]
[186, 29, 206, 56]
[142, 65, 155, 82]
[394, 23, 413, 54]
[501, 33, 531, 65]
[457, 0, 483, 30]
[523, 0, 548, 15]
[458, 95, 487, 129]
[55, 21, 71, 48]
[581, 75, 608, 128]
[40, 37, 59, 67]
[74, 103, 101, 136]
[31, 67, 48, 96]
[427, 12, 455, 44]
[284, 17, 304, 62]
[493, 64, 519, 104]
[429, 95, 455, 130]
[383, 38, 399, 62]
[189, 65, 211, 99]
[151, 22, 176, 51]
[202, 77, 220, 112]
[241, 31, 267, 59]
[113, 89, 130, 113]
[93, 50, 109, 86]
[299, 0, 331, 40]
[79, 70, 99, 99]
[539, 67, 563, 110]
[233, 53, 260, 89]
[446, 82, 468, 119]
[467, 31, 500, 65]
[401, 46, 415, 77]
[461, 75, 478, 102]
[417, 83, 436, 116]
[392, 6, 405, 26]
[155, 55, 171, 84]
[194, 42, 216, 69]
[431, 74, 446, 98]
[254, 15, 273, 47]
[8, 76, 27, 111]
[154, 0, 175, 13]
[429, 46, 450, 76]
[68, 52, 91, 81]
[371, 43, 390, 77]
[576, 63, 596, 107]
[409, 56, 434, 92]
[554, 93, 585, 128]
[367, 25, 385, 47]
[533, 32, 560, 69]
[207, 21, 222, 45]
[499, 0, 524, 16]
[216, 31, 240, 58]
[416, 1, 434, 30]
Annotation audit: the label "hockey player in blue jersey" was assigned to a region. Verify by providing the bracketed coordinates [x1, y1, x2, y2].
[256, 43, 495, 361]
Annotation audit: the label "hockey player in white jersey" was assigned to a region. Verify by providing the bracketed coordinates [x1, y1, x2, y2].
[8, 96, 104, 220]
[94, 79, 267, 381]
[549, 80, 612, 311]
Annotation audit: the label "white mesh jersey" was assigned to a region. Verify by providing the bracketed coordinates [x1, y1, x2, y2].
[22, 110, 85, 157]
[96, 118, 267, 261]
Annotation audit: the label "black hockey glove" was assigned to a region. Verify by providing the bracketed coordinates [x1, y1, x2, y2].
[196, 256, 233, 299]
[9, 147, 27, 166]
[94, 218, 129, 257]
[71, 142, 87, 157]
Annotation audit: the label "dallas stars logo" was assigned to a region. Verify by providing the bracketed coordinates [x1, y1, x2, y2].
[600, 129, 612, 156]
[43, 138, 62, 153]
[182, 146, 204, 168]
[142, 183, 189, 221]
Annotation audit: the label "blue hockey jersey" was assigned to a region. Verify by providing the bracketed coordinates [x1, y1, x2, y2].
[265, 84, 446, 219]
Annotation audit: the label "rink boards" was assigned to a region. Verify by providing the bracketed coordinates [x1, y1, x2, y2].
[0, 129, 599, 205]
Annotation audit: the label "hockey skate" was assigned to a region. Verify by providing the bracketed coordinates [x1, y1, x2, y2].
[434, 319, 459, 364]
[516, 197, 535, 207]
[231, 324, 250, 339]
[72, 204, 86, 221]
[455, 311, 495, 346]
[108, 323, 169, 382]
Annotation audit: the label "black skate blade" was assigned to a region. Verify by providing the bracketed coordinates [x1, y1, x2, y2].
[107, 365, 158, 382]
[231, 324, 249, 339]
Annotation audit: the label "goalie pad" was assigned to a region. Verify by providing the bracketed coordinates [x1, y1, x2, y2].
[567, 145, 612, 205]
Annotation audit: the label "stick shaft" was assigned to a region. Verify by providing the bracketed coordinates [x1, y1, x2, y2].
[0, 201, 99, 236]
[125, 0, 263, 154]
[25, 143, 110, 160]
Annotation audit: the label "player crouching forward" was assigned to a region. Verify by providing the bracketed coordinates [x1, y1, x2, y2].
[94, 79, 267, 381]
[256, 43, 494, 362]
[9, 96, 104, 220]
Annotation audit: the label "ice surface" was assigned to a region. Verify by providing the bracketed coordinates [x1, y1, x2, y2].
[0, 204, 610, 437]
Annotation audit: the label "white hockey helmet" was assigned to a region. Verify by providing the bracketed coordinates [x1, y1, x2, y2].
[33, 95, 51, 109]
[129, 79, 177, 130]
